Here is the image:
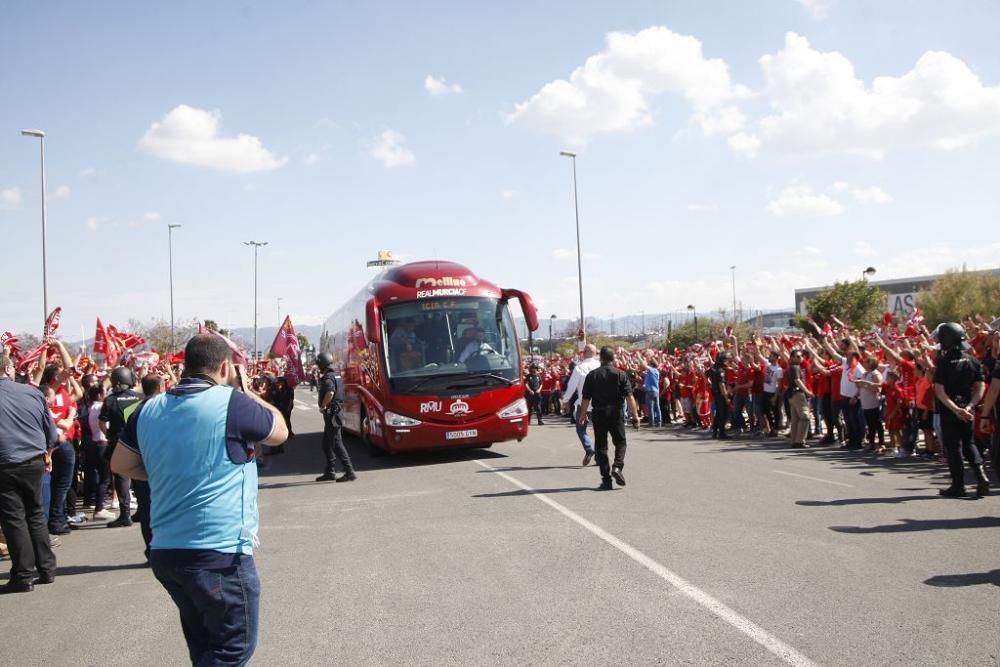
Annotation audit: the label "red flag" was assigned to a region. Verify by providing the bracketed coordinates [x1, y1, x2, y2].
[17, 341, 48, 371]
[44, 307, 62, 337]
[93, 318, 109, 355]
[269, 316, 305, 387]
[200, 323, 248, 366]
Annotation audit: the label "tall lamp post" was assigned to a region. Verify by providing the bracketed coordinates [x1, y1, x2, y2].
[548, 314, 556, 359]
[559, 151, 586, 346]
[730, 265, 737, 323]
[861, 266, 877, 282]
[687, 304, 699, 340]
[20, 129, 48, 327]
[243, 241, 268, 360]
[168, 224, 182, 350]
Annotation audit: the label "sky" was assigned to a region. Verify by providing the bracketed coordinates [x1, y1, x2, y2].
[2, 0, 999, 340]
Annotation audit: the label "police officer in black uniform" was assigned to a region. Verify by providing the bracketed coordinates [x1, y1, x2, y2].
[524, 364, 544, 426]
[933, 323, 989, 498]
[100, 367, 143, 526]
[315, 353, 356, 483]
[709, 352, 731, 440]
[578, 346, 640, 490]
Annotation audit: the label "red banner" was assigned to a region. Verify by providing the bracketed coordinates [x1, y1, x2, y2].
[94, 318, 108, 354]
[44, 307, 62, 338]
[269, 316, 305, 387]
[198, 323, 248, 366]
[17, 341, 48, 371]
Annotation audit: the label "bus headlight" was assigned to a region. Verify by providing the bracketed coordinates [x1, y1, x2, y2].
[497, 398, 528, 419]
[384, 411, 422, 427]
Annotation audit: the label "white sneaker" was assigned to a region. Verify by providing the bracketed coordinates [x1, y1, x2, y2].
[67, 514, 86, 525]
[110, 500, 119, 510]
[93, 509, 114, 520]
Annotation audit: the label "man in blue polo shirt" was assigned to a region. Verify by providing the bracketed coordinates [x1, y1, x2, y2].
[111, 335, 288, 666]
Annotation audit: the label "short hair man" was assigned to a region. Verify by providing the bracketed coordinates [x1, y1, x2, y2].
[578, 346, 640, 490]
[111, 335, 288, 664]
[0, 353, 59, 593]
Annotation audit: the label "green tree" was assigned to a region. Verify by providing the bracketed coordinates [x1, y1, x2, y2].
[128, 317, 199, 353]
[917, 269, 1000, 325]
[297, 333, 310, 350]
[662, 319, 756, 349]
[798, 280, 885, 329]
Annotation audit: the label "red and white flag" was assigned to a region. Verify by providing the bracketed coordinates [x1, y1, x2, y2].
[198, 323, 249, 366]
[1, 331, 21, 356]
[17, 341, 48, 371]
[93, 318, 109, 355]
[44, 307, 62, 338]
[269, 316, 305, 387]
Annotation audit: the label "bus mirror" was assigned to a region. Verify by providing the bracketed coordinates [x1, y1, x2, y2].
[501, 288, 539, 332]
[365, 300, 382, 344]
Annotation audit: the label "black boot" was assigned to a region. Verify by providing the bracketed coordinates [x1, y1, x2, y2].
[939, 486, 967, 498]
[973, 465, 990, 499]
[599, 478, 613, 490]
[336, 471, 357, 482]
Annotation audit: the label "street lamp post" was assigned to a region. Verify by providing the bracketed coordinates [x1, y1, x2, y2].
[20, 129, 47, 327]
[243, 241, 268, 360]
[687, 304, 699, 340]
[730, 265, 737, 323]
[861, 266, 877, 281]
[168, 224, 182, 350]
[549, 314, 556, 359]
[559, 151, 586, 346]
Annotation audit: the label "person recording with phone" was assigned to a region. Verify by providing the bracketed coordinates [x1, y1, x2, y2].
[111, 334, 288, 665]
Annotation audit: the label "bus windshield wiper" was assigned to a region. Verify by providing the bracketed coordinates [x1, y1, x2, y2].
[451, 372, 516, 387]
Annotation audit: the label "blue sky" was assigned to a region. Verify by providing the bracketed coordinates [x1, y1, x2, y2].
[2, 0, 999, 338]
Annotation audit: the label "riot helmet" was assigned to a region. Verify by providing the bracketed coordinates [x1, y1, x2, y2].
[934, 322, 969, 352]
[110, 366, 136, 390]
[316, 352, 334, 370]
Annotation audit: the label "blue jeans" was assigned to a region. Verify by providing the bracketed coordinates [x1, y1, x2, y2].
[645, 394, 661, 426]
[150, 553, 260, 667]
[48, 441, 76, 531]
[41, 470, 51, 522]
[574, 406, 594, 453]
[839, 398, 865, 448]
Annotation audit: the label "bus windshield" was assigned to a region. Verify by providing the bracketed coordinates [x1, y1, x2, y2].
[382, 297, 519, 393]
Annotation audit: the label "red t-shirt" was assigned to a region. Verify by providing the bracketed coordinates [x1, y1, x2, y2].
[752, 364, 765, 393]
[735, 365, 752, 396]
[829, 364, 843, 401]
[897, 359, 917, 401]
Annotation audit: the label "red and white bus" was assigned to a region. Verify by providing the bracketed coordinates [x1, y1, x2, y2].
[319, 260, 539, 454]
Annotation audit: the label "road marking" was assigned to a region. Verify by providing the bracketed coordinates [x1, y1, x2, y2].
[771, 470, 854, 488]
[472, 458, 819, 667]
[294, 400, 313, 411]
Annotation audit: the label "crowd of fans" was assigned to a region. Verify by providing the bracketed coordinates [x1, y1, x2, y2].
[0, 333, 307, 561]
[524, 312, 999, 480]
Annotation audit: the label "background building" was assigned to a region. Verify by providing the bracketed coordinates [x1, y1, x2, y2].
[794, 269, 1000, 318]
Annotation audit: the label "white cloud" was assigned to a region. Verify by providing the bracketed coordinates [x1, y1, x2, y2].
[302, 153, 321, 166]
[424, 75, 462, 97]
[370, 129, 415, 168]
[500, 189, 520, 200]
[687, 203, 706, 212]
[727, 132, 761, 156]
[750, 33, 1000, 157]
[507, 26, 748, 144]
[830, 181, 849, 193]
[79, 167, 97, 177]
[0, 187, 21, 210]
[853, 241, 878, 258]
[86, 215, 108, 231]
[143, 211, 162, 222]
[850, 186, 893, 204]
[139, 104, 286, 172]
[766, 185, 844, 218]
[54, 185, 71, 199]
[795, 0, 833, 19]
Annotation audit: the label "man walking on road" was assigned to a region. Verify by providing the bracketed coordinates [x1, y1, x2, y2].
[100, 367, 142, 528]
[578, 346, 640, 490]
[0, 353, 59, 594]
[315, 352, 356, 482]
[564, 344, 600, 466]
[110, 334, 288, 665]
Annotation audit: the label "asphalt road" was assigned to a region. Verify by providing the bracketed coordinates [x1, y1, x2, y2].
[3, 388, 999, 666]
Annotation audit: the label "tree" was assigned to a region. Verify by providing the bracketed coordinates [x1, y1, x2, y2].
[917, 269, 1000, 325]
[798, 280, 885, 329]
[128, 317, 199, 353]
[297, 333, 310, 350]
[662, 319, 756, 349]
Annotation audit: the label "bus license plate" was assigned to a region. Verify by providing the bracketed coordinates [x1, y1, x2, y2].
[446, 429, 478, 440]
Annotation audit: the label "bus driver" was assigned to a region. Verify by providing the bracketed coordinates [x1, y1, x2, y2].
[457, 326, 496, 364]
